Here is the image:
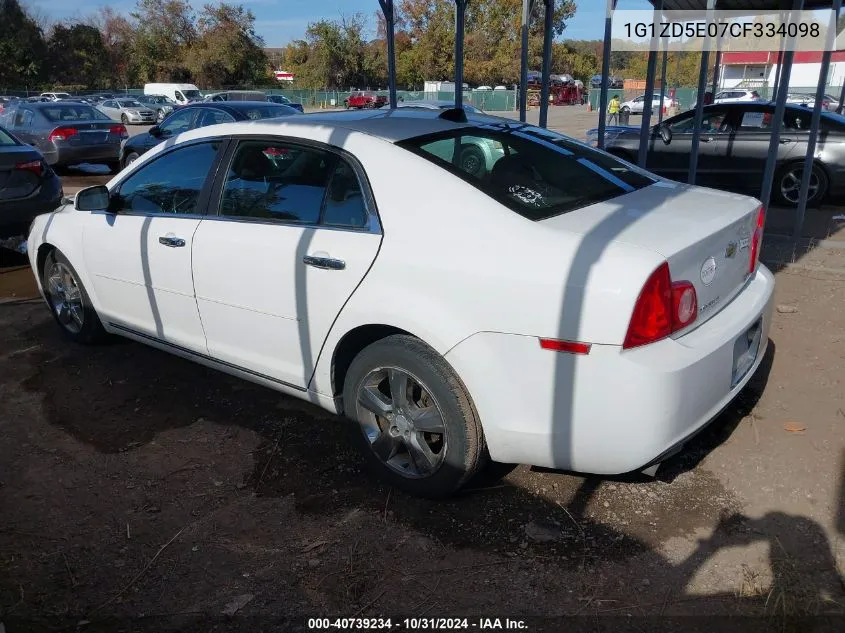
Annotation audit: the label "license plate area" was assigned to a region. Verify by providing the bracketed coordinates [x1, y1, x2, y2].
[731, 318, 762, 388]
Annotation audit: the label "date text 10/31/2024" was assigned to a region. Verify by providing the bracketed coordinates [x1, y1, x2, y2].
[307, 618, 529, 630]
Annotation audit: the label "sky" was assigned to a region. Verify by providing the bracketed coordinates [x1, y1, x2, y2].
[25, 0, 654, 49]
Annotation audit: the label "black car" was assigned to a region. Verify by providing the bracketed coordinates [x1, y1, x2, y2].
[589, 102, 845, 206]
[0, 124, 62, 238]
[119, 101, 301, 167]
[267, 94, 304, 112]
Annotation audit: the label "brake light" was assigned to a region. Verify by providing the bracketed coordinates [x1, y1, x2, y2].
[14, 159, 43, 177]
[623, 262, 698, 349]
[110, 124, 128, 138]
[749, 205, 765, 275]
[48, 127, 78, 142]
[539, 338, 591, 355]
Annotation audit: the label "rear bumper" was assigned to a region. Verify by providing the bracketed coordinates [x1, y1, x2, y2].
[46, 144, 121, 166]
[0, 172, 62, 235]
[444, 265, 776, 474]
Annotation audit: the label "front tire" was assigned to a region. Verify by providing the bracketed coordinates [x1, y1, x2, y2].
[120, 113, 128, 125]
[123, 151, 140, 169]
[42, 250, 107, 344]
[343, 335, 486, 498]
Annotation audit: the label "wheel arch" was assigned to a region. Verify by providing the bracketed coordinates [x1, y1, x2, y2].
[329, 323, 415, 397]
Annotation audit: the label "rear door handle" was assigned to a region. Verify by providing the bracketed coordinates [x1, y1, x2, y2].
[158, 236, 185, 247]
[779, 138, 793, 144]
[303, 254, 345, 270]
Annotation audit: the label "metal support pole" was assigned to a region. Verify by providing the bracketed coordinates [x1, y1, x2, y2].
[759, 0, 804, 211]
[711, 50, 722, 96]
[378, 0, 397, 108]
[454, 0, 468, 109]
[519, 0, 534, 122]
[597, 0, 616, 149]
[772, 48, 783, 100]
[658, 46, 668, 124]
[638, 0, 660, 169]
[687, 50, 711, 183]
[539, 0, 554, 128]
[793, 0, 837, 237]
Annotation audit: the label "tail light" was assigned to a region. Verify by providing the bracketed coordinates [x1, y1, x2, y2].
[623, 262, 698, 349]
[749, 205, 765, 275]
[15, 159, 43, 177]
[110, 124, 128, 138]
[48, 127, 78, 142]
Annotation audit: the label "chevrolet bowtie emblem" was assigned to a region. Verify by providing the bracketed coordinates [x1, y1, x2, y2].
[725, 241, 738, 258]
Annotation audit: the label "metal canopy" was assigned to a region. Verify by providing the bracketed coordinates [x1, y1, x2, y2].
[654, 0, 833, 8]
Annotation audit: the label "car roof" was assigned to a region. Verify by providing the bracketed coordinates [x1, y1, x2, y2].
[177, 108, 516, 143]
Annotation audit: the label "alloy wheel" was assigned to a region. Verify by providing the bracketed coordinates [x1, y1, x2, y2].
[46, 261, 84, 334]
[355, 367, 447, 479]
[780, 167, 819, 204]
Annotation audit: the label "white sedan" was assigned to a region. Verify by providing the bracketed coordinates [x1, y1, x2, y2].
[26, 109, 774, 498]
[620, 94, 675, 115]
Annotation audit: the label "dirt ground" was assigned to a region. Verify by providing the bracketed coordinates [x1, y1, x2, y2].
[1, 236, 844, 632]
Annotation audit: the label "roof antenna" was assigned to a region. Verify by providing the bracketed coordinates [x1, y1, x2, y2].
[439, 107, 467, 123]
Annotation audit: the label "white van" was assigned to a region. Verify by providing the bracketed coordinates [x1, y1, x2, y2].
[143, 83, 201, 105]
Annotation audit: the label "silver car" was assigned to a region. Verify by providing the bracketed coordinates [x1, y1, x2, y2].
[97, 98, 156, 125]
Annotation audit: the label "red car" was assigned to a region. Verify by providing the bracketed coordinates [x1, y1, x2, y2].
[345, 92, 387, 109]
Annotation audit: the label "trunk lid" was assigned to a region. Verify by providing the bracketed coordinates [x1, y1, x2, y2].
[541, 181, 761, 330]
[0, 144, 44, 200]
[51, 120, 120, 146]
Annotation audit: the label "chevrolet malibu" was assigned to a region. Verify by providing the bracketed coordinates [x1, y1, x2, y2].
[26, 109, 774, 498]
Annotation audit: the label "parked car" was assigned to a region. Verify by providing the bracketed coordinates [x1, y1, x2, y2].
[586, 102, 845, 206]
[0, 124, 62, 238]
[143, 83, 202, 106]
[786, 92, 838, 111]
[397, 100, 478, 113]
[203, 90, 266, 102]
[1, 101, 127, 173]
[266, 94, 304, 112]
[135, 94, 176, 122]
[97, 98, 157, 125]
[119, 101, 300, 168]
[27, 108, 774, 498]
[344, 92, 387, 109]
[40, 92, 72, 102]
[619, 94, 675, 115]
[692, 88, 762, 110]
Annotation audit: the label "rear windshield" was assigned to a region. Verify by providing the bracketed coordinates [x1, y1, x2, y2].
[41, 105, 111, 122]
[0, 127, 18, 146]
[237, 104, 299, 119]
[397, 124, 655, 221]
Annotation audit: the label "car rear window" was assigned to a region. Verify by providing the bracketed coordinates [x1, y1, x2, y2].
[237, 105, 299, 120]
[0, 127, 18, 146]
[41, 105, 111, 122]
[397, 123, 655, 221]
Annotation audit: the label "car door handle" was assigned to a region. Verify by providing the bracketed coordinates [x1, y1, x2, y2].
[700, 136, 714, 143]
[303, 254, 345, 270]
[779, 138, 793, 144]
[158, 236, 185, 247]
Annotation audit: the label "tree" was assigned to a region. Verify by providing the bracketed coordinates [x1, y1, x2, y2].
[131, 0, 196, 81]
[0, 0, 47, 88]
[187, 3, 269, 87]
[47, 24, 111, 88]
[93, 7, 141, 88]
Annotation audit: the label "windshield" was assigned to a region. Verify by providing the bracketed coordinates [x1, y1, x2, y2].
[397, 124, 655, 221]
[182, 90, 201, 99]
[41, 105, 111, 122]
[119, 100, 142, 108]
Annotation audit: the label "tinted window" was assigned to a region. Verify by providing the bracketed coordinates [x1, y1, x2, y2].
[0, 127, 17, 145]
[322, 159, 368, 228]
[113, 142, 220, 215]
[398, 124, 655, 221]
[220, 141, 337, 224]
[160, 109, 196, 135]
[668, 109, 729, 133]
[118, 100, 142, 108]
[42, 105, 110, 122]
[196, 108, 235, 127]
[235, 104, 297, 120]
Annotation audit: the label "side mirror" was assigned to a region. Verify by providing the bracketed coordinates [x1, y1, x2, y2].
[658, 124, 672, 145]
[74, 185, 111, 211]
[149, 125, 162, 137]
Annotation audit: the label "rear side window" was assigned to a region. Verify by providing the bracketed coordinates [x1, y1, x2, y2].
[397, 124, 654, 221]
[219, 140, 368, 228]
[0, 127, 17, 145]
[237, 105, 297, 120]
[41, 105, 110, 122]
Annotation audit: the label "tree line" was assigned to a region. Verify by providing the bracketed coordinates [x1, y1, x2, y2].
[0, 0, 711, 92]
[0, 0, 270, 91]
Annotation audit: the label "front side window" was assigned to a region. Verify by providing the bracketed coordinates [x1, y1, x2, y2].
[398, 124, 654, 221]
[667, 109, 729, 134]
[217, 141, 369, 228]
[112, 141, 220, 215]
[160, 109, 196, 136]
[196, 108, 235, 127]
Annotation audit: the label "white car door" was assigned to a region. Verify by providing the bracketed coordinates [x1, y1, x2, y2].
[82, 139, 225, 352]
[191, 138, 382, 390]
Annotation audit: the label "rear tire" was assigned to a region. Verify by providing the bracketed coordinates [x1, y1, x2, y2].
[123, 152, 140, 169]
[774, 161, 828, 207]
[120, 114, 128, 124]
[42, 250, 107, 344]
[343, 335, 486, 498]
